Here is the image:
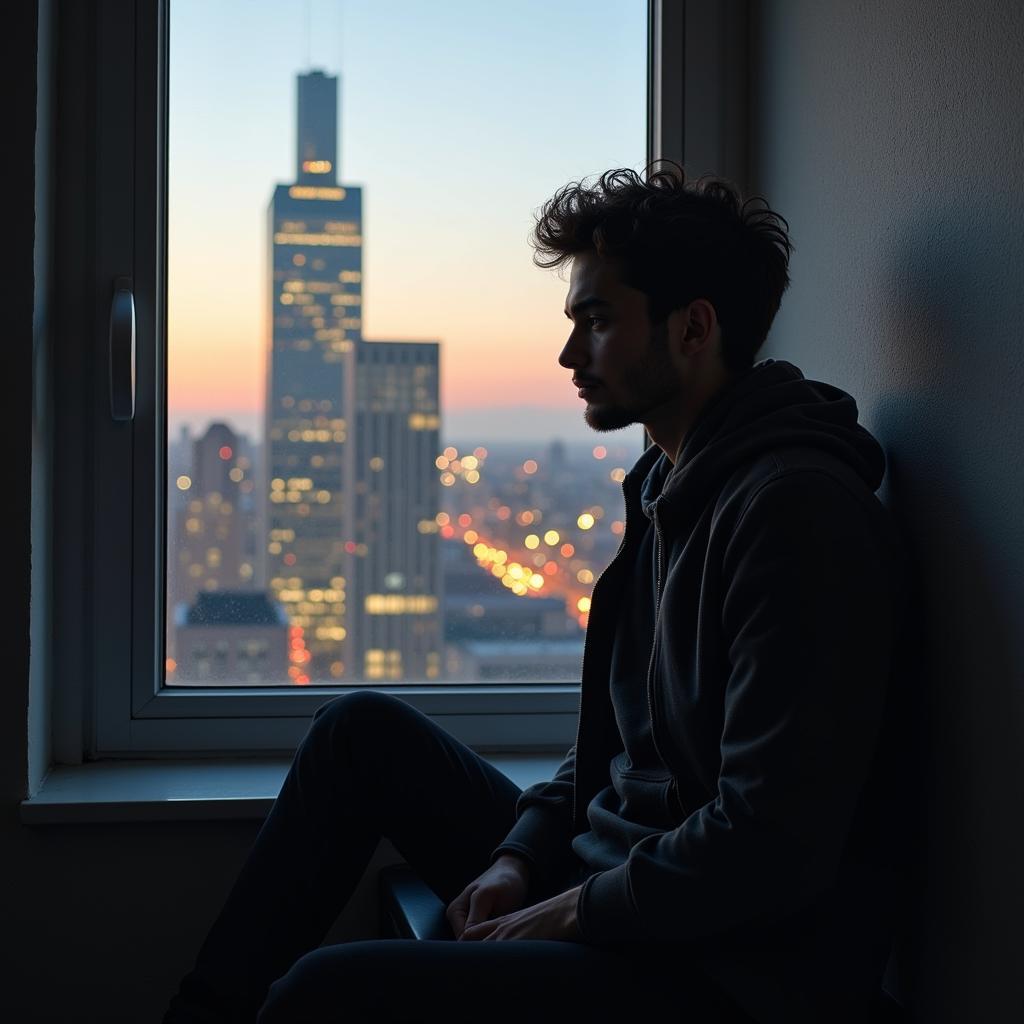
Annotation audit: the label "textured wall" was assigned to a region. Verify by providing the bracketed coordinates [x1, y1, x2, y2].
[749, 3, 1024, 1019]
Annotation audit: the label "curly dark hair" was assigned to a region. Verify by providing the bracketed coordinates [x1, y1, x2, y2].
[532, 162, 793, 375]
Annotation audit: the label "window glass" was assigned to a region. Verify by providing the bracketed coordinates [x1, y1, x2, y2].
[167, 0, 647, 685]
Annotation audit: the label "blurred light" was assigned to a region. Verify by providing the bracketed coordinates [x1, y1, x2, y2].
[577, 568, 594, 584]
[435, 455, 449, 470]
[529, 574, 544, 589]
[458, 513, 472, 528]
[229, 467, 244, 483]
[473, 542, 488, 558]
[524, 534, 540, 550]
[284, 553, 296, 566]
[464, 530, 479, 544]
[218, 445, 233, 460]
[465, 470, 480, 484]
[497, 506, 511, 520]
[610, 467, 626, 482]
[440, 472, 455, 487]
[473, 446, 488, 459]
[443, 446, 458, 460]
[577, 597, 592, 613]
[544, 530, 560, 546]
[176, 475, 191, 491]
[560, 543, 575, 557]
[543, 560, 559, 576]
[593, 446, 607, 459]
[517, 510, 534, 525]
[344, 541, 357, 553]
[436, 512, 450, 526]
[577, 513, 596, 530]
[462, 455, 479, 470]
[523, 459, 538, 475]
[440, 525, 455, 539]
[610, 520, 625, 535]
[369, 456, 384, 471]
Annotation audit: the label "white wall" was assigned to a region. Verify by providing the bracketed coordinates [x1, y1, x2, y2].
[749, 3, 1024, 1019]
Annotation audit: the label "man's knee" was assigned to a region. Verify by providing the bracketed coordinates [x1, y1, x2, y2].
[307, 689, 412, 752]
[257, 946, 376, 1023]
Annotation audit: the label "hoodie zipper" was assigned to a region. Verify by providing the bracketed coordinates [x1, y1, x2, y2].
[570, 478, 630, 832]
[645, 500, 673, 798]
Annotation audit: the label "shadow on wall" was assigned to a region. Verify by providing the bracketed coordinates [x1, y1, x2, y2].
[872, 199, 1024, 1020]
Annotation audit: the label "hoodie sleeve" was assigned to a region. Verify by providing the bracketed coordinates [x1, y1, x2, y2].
[575, 470, 907, 944]
[489, 745, 581, 894]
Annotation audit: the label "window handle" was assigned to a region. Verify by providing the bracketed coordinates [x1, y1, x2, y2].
[109, 277, 136, 421]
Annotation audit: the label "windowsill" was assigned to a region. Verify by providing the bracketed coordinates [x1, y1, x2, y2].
[19, 753, 562, 825]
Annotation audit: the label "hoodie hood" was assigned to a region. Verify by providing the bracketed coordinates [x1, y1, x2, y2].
[634, 359, 886, 518]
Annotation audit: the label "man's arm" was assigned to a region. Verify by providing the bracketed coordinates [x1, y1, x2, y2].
[575, 472, 909, 944]
[488, 745, 580, 896]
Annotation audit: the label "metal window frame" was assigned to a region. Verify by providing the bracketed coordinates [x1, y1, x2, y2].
[72, 0, 682, 757]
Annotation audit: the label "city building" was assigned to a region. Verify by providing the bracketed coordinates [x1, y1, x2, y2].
[173, 591, 290, 684]
[264, 70, 361, 682]
[170, 422, 257, 611]
[265, 71, 441, 682]
[167, 422, 259, 675]
[352, 340, 443, 681]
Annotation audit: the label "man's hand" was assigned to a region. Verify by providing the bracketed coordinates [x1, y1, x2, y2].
[446, 853, 532, 939]
[458, 885, 582, 943]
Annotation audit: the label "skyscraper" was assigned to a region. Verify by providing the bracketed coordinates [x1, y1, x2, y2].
[265, 70, 360, 682]
[352, 340, 442, 681]
[265, 70, 441, 683]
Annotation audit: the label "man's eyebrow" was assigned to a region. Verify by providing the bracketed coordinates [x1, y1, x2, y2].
[564, 296, 612, 319]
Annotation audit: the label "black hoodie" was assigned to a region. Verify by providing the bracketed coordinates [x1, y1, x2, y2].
[492, 359, 912, 1023]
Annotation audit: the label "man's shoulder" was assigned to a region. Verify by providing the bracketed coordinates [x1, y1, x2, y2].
[720, 444, 884, 513]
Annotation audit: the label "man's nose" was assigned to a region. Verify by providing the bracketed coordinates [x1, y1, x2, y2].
[557, 326, 586, 370]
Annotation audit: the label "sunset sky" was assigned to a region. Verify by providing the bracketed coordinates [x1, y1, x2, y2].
[168, 0, 647, 443]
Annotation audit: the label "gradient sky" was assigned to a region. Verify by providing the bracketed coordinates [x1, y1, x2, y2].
[168, 0, 647, 444]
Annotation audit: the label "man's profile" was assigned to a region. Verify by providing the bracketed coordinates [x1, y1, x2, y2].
[165, 164, 910, 1024]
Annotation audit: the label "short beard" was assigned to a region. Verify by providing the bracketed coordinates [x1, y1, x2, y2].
[583, 324, 678, 433]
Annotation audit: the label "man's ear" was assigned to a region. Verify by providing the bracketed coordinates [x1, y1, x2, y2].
[666, 299, 718, 359]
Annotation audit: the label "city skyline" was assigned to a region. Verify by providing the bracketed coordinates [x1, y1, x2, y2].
[167, 0, 647, 443]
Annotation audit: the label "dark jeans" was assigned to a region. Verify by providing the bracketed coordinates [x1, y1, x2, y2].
[164, 690, 753, 1023]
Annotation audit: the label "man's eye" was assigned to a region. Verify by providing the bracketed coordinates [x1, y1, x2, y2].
[588, 316, 607, 328]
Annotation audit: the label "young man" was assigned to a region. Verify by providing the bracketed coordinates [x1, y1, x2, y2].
[166, 166, 911, 1024]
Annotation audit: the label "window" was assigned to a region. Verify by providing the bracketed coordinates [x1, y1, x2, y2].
[55, 0, 682, 757]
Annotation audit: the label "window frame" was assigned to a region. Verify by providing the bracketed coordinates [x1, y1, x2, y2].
[59, 0, 684, 758]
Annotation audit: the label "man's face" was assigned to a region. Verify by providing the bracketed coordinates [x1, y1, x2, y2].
[558, 250, 681, 432]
